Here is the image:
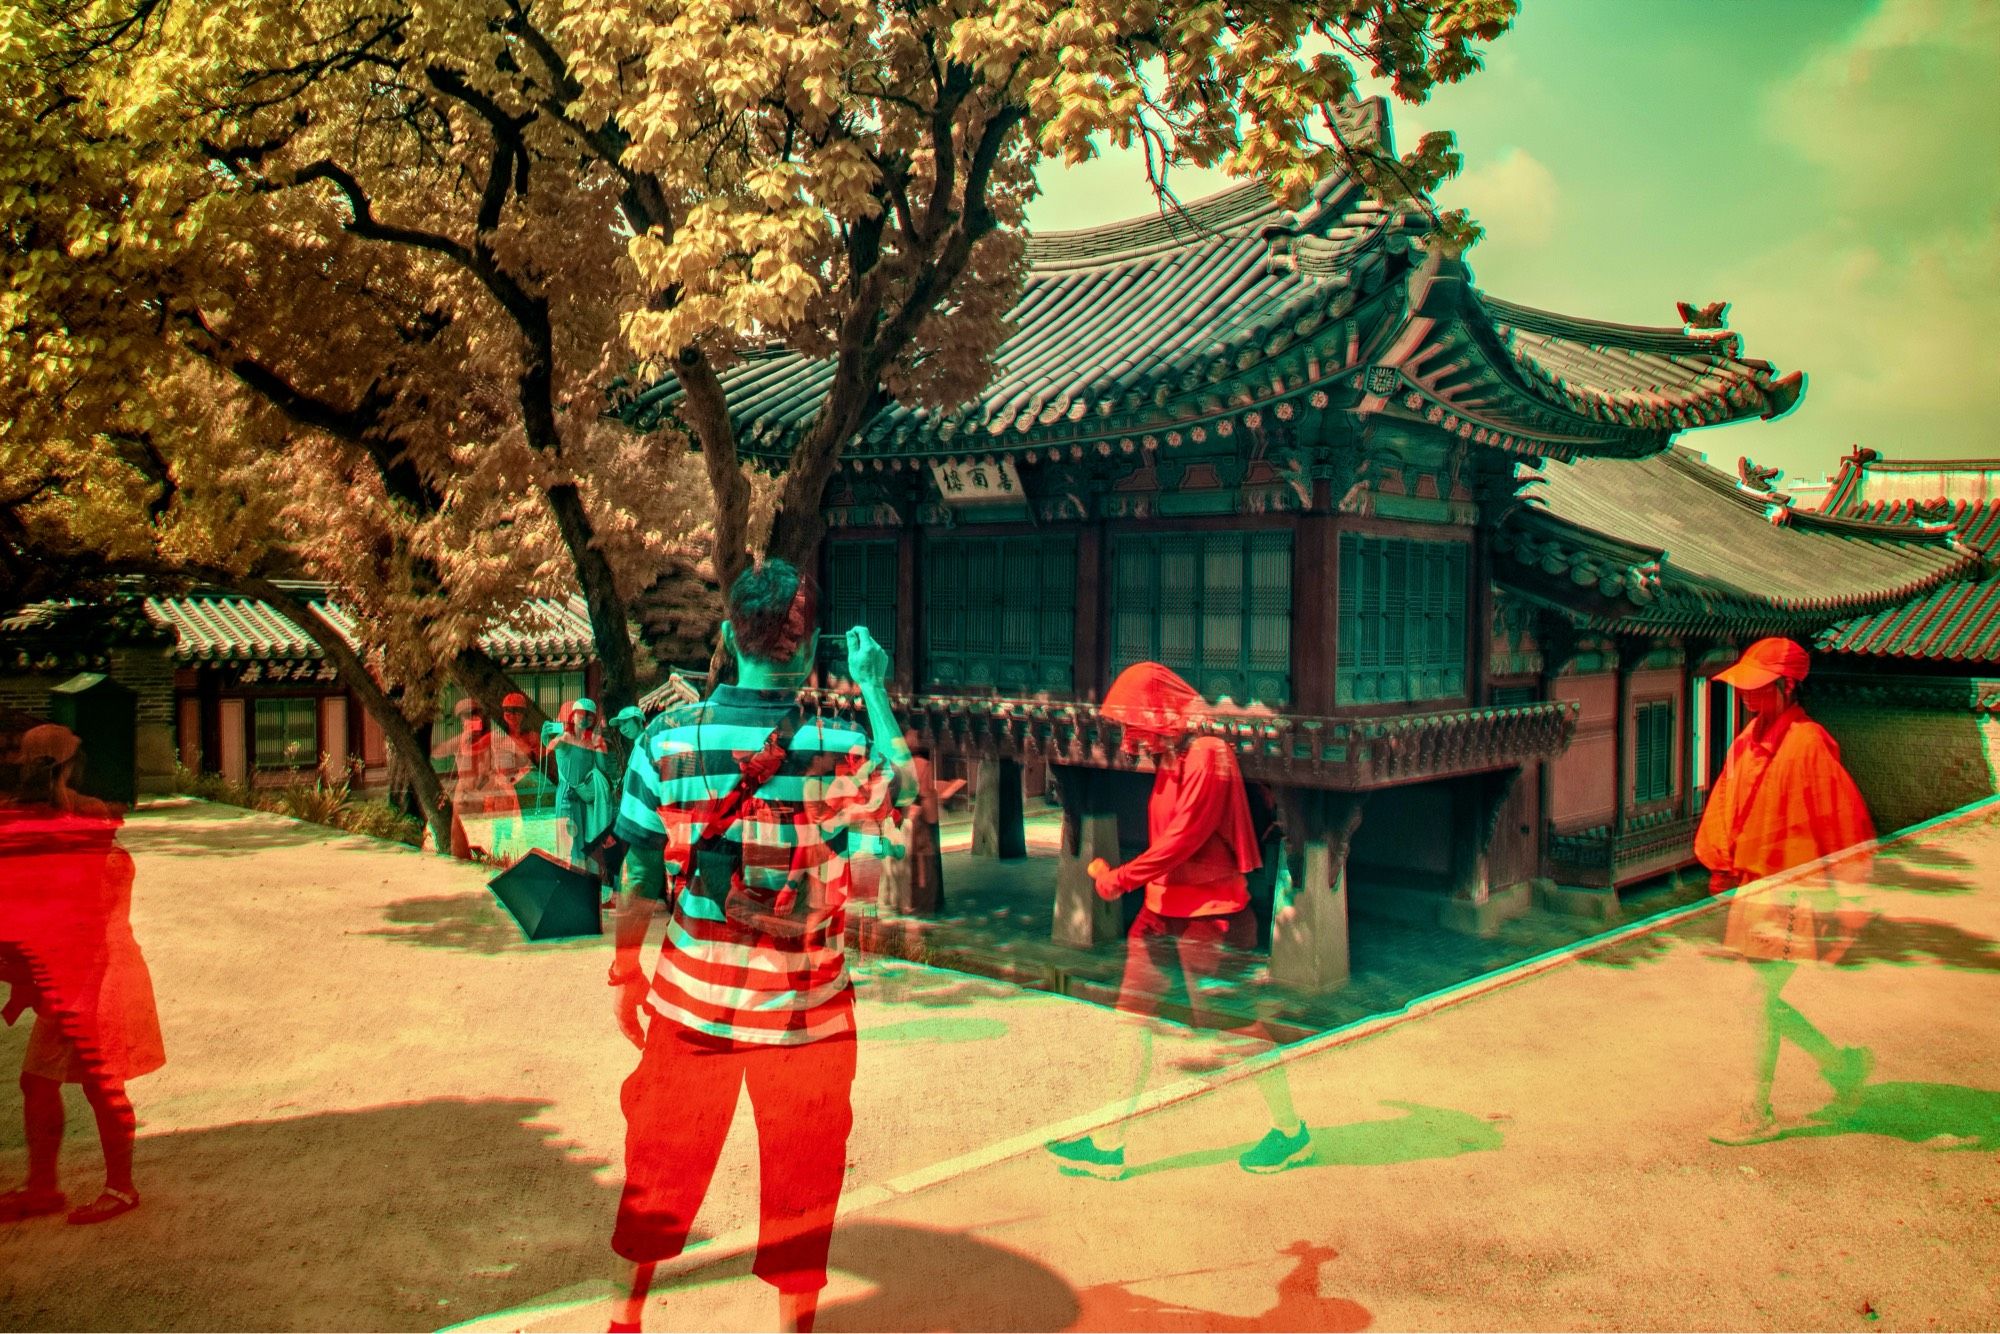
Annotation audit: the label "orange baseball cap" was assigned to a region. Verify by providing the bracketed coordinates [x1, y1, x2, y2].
[1714, 637, 1809, 690]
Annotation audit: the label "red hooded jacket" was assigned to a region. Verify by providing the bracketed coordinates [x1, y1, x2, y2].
[1099, 664, 1263, 917]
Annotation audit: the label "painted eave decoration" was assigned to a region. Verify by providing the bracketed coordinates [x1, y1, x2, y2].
[622, 97, 1798, 473]
[1496, 446, 1985, 638]
[1816, 449, 2000, 663]
[144, 584, 598, 670]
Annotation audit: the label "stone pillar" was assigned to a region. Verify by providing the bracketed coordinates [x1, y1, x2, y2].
[1052, 764, 1122, 948]
[1443, 770, 1530, 937]
[1270, 789, 1366, 994]
[972, 756, 1026, 859]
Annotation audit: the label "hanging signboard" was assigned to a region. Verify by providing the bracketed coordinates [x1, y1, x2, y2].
[929, 456, 1023, 506]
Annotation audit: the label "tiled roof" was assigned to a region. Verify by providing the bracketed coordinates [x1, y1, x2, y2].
[1816, 451, 2000, 662]
[1481, 297, 1804, 435]
[145, 588, 596, 668]
[626, 99, 1797, 468]
[1495, 447, 1982, 635]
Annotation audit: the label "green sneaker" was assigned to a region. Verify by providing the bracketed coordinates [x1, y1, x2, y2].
[1239, 1124, 1313, 1174]
[1045, 1135, 1126, 1180]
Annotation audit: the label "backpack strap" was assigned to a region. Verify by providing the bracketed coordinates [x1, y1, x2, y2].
[670, 706, 805, 892]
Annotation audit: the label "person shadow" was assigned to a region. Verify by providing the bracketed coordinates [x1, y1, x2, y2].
[1119, 1100, 1503, 1180]
[1764, 1079, 2000, 1151]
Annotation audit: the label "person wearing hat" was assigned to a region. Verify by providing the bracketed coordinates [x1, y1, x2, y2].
[1044, 662, 1309, 1180]
[1695, 637, 1875, 1144]
[587, 707, 652, 895]
[0, 723, 162, 1225]
[551, 698, 613, 873]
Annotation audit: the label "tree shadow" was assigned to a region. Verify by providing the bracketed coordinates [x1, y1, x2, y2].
[851, 961, 1042, 1010]
[1767, 1081, 2000, 1151]
[1839, 916, 2000, 971]
[120, 808, 347, 859]
[860, 1016, 1012, 1045]
[1120, 1100, 1503, 1180]
[365, 893, 600, 955]
[0, 1098, 630, 1332]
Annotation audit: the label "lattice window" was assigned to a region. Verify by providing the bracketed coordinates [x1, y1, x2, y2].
[1336, 533, 1469, 705]
[1108, 530, 1292, 705]
[924, 535, 1075, 692]
[1634, 699, 1676, 804]
[253, 697, 319, 769]
[822, 539, 899, 679]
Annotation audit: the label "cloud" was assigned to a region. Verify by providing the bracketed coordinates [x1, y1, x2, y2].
[1441, 147, 1559, 249]
[1766, 0, 2000, 234]
[1696, 0, 2000, 478]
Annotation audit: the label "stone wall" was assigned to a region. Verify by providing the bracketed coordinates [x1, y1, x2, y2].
[0, 644, 179, 794]
[1810, 672, 2000, 836]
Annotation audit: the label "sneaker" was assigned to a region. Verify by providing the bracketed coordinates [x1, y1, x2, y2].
[1708, 1107, 1781, 1146]
[1045, 1135, 1126, 1180]
[1239, 1124, 1313, 1174]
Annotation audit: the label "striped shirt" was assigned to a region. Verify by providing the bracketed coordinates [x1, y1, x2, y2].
[613, 685, 903, 1046]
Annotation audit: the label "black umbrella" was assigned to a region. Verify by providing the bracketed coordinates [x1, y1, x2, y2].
[486, 850, 603, 941]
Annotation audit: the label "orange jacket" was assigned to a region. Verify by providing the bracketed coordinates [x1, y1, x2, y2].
[1694, 704, 1873, 885]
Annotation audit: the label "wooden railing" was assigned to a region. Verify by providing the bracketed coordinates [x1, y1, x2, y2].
[1546, 810, 1702, 887]
[800, 690, 1579, 790]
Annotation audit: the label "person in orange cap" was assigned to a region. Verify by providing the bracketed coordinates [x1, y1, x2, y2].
[1695, 637, 1875, 1144]
[1043, 662, 1309, 1179]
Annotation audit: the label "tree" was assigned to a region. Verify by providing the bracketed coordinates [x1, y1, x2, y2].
[9, 0, 1510, 695]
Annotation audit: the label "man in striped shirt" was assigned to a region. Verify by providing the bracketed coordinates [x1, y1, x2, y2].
[607, 559, 911, 1334]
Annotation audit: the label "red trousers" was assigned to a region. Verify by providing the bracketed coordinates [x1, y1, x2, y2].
[1117, 907, 1255, 1030]
[613, 1020, 857, 1292]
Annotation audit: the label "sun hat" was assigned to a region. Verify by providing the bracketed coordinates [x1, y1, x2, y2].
[1714, 638, 1810, 691]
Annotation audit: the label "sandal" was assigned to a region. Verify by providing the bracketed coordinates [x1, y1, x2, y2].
[66, 1187, 139, 1225]
[0, 1186, 67, 1223]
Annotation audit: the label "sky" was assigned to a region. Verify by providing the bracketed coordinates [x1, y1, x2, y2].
[1026, 0, 2000, 490]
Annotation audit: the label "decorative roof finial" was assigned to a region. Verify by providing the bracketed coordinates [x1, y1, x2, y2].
[1843, 444, 1880, 467]
[1738, 456, 1782, 493]
[1677, 300, 1730, 330]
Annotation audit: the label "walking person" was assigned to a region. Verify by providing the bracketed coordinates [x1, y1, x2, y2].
[0, 724, 163, 1225]
[604, 559, 912, 1334]
[1044, 662, 1309, 1180]
[1695, 637, 1877, 1145]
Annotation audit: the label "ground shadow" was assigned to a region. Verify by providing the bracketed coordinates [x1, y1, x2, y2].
[1121, 1100, 1503, 1180]
[1072, 1240, 1371, 1333]
[860, 1016, 1012, 1044]
[665, 1220, 1082, 1333]
[365, 893, 600, 955]
[1840, 916, 2000, 971]
[851, 962, 1038, 1010]
[120, 809, 344, 859]
[0, 1097, 625, 1331]
[1766, 1080, 2000, 1150]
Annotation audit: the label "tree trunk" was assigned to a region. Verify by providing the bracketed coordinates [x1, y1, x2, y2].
[542, 481, 639, 716]
[448, 647, 546, 737]
[239, 576, 453, 855]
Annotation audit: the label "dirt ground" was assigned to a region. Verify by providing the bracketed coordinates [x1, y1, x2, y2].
[4, 798, 1999, 1332]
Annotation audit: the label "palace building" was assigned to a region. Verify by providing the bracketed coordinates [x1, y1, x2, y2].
[627, 98, 1982, 991]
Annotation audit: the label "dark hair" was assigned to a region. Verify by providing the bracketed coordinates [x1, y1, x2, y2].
[727, 558, 818, 664]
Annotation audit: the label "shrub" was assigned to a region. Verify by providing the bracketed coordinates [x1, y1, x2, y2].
[173, 761, 421, 848]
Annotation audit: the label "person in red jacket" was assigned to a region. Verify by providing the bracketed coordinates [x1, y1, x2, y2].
[1044, 663, 1309, 1179]
[1695, 637, 1876, 1145]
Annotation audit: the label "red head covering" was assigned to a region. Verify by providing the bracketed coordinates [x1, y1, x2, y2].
[1101, 662, 1208, 739]
[1101, 663, 1261, 875]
